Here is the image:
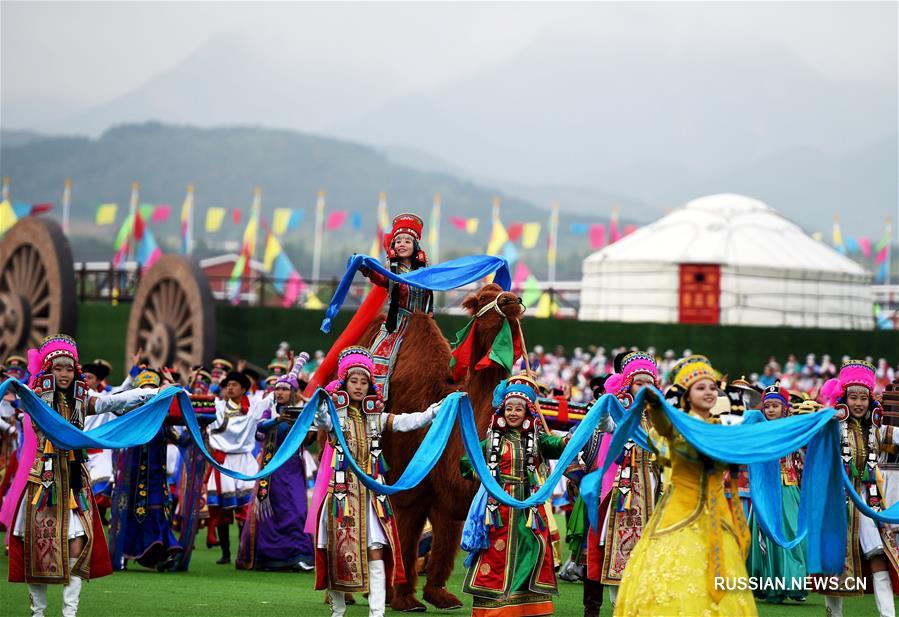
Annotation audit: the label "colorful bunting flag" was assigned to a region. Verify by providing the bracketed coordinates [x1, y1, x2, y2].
[205, 208, 226, 233]
[502, 241, 519, 265]
[351, 211, 363, 232]
[96, 203, 118, 225]
[139, 203, 155, 220]
[512, 261, 531, 290]
[569, 223, 589, 235]
[0, 200, 17, 235]
[449, 216, 479, 234]
[228, 191, 261, 304]
[521, 222, 541, 249]
[875, 227, 890, 264]
[858, 236, 872, 259]
[326, 211, 348, 231]
[134, 215, 162, 268]
[273, 208, 293, 235]
[486, 218, 509, 256]
[232, 208, 242, 225]
[288, 209, 304, 231]
[588, 223, 606, 249]
[263, 232, 307, 307]
[30, 203, 54, 215]
[11, 202, 31, 219]
[535, 292, 559, 318]
[522, 276, 542, 309]
[152, 204, 171, 224]
[305, 293, 324, 310]
[507, 223, 524, 243]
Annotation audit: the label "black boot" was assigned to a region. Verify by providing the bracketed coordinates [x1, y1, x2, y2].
[583, 577, 603, 617]
[216, 523, 231, 564]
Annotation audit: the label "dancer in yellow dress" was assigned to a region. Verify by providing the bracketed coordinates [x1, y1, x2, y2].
[614, 354, 756, 617]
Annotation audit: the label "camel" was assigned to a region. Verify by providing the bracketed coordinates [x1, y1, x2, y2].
[355, 283, 524, 611]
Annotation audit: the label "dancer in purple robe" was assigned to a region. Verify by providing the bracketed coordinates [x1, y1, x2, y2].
[237, 354, 316, 571]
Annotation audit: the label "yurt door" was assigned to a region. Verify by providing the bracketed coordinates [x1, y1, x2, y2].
[678, 264, 720, 324]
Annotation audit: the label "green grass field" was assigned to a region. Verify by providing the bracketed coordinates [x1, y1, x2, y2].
[0, 524, 879, 617]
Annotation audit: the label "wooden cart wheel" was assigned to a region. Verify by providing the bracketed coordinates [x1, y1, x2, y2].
[0, 218, 76, 357]
[126, 255, 215, 370]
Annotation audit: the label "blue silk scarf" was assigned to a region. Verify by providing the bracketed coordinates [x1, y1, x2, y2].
[320, 254, 512, 333]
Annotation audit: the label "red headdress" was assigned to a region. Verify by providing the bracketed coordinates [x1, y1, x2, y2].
[384, 213, 427, 263]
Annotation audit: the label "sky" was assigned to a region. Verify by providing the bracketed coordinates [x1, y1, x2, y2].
[2, 1, 896, 126]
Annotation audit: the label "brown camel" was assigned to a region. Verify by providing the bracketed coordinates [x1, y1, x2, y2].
[355, 283, 524, 611]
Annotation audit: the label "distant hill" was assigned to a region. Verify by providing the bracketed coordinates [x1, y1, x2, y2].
[0, 122, 621, 278]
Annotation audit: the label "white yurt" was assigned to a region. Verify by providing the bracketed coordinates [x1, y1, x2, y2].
[579, 194, 873, 329]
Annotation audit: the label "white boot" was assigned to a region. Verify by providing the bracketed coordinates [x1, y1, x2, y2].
[368, 559, 386, 617]
[874, 570, 896, 617]
[824, 595, 843, 617]
[63, 558, 82, 617]
[328, 590, 346, 617]
[609, 584, 618, 611]
[27, 584, 47, 617]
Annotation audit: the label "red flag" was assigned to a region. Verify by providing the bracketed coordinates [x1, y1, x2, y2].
[30, 203, 54, 215]
[508, 223, 524, 243]
[133, 210, 145, 242]
[231, 209, 242, 224]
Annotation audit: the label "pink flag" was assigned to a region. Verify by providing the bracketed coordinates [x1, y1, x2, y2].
[512, 261, 531, 291]
[857, 236, 872, 259]
[326, 211, 348, 231]
[449, 216, 468, 231]
[876, 246, 889, 264]
[282, 271, 306, 307]
[152, 204, 171, 223]
[231, 209, 242, 224]
[624, 224, 638, 236]
[589, 223, 606, 249]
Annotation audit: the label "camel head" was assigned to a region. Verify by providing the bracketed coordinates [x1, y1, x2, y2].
[459, 282, 524, 364]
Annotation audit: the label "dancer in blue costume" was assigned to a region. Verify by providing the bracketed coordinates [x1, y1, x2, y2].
[107, 369, 183, 571]
[746, 383, 808, 604]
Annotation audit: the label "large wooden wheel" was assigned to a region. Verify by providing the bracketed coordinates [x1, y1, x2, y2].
[0, 218, 76, 358]
[126, 255, 215, 369]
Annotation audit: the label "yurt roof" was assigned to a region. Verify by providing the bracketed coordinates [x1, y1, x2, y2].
[583, 193, 868, 276]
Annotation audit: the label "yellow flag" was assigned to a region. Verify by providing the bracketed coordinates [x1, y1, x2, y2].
[205, 207, 226, 232]
[0, 200, 18, 234]
[305, 293, 324, 310]
[487, 219, 509, 256]
[522, 222, 541, 249]
[535, 292, 559, 318]
[465, 218, 479, 235]
[263, 234, 282, 271]
[273, 208, 293, 235]
[95, 203, 118, 225]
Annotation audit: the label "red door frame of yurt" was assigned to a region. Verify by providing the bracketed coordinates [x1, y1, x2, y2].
[678, 263, 720, 324]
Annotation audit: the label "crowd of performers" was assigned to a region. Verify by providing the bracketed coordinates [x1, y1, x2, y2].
[0, 213, 897, 617]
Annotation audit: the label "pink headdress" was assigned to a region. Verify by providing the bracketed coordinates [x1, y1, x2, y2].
[819, 359, 876, 406]
[604, 351, 658, 396]
[27, 334, 80, 387]
[336, 346, 375, 382]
